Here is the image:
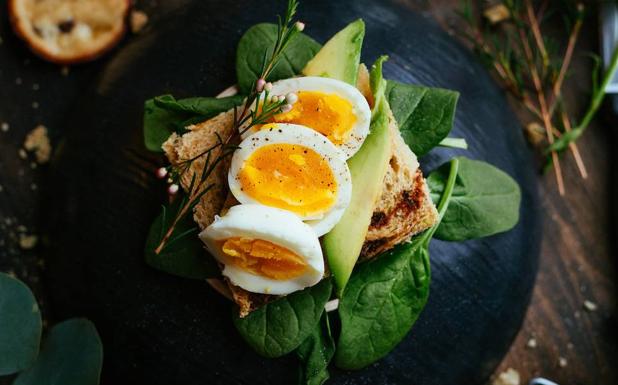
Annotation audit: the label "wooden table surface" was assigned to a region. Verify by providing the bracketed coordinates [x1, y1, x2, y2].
[407, 1, 618, 384]
[0, 1, 616, 384]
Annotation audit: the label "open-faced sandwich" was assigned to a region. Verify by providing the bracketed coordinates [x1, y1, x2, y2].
[142, 0, 522, 382]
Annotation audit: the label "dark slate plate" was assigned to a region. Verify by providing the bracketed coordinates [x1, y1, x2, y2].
[44, 0, 541, 384]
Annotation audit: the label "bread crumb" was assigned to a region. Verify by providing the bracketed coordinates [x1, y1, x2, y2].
[583, 300, 597, 312]
[32, 101, 39, 109]
[19, 234, 38, 250]
[527, 338, 537, 348]
[32, 83, 40, 91]
[1, 122, 9, 132]
[558, 357, 567, 368]
[19, 149, 28, 159]
[484, 4, 510, 24]
[492, 368, 520, 385]
[61, 66, 70, 76]
[130, 10, 149, 33]
[30, 183, 37, 191]
[24, 125, 52, 164]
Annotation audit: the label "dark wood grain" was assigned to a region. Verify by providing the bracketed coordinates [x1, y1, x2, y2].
[400, 1, 618, 384]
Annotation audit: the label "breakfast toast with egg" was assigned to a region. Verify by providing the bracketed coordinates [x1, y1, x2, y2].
[162, 71, 438, 317]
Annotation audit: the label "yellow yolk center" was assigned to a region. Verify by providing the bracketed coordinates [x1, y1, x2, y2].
[270, 91, 356, 145]
[221, 237, 308, 280]
[237, 143, 337, 217]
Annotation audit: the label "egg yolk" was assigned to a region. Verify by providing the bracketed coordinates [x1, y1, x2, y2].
[270, 91, 356, 145]
[237, 143, 337, 217]
[222, 237, 308, 280]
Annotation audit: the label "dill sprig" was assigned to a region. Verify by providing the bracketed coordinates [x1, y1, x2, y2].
[153, 0, 303, 255]
[461, 0, 618, 196]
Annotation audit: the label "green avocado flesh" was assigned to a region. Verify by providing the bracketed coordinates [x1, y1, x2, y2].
[322, 99, 392, 296]
[301, 19, 365, 85]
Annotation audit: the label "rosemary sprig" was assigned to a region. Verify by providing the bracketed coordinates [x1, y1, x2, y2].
[460, 0, 617, 196]
[153, 0, 303, 255]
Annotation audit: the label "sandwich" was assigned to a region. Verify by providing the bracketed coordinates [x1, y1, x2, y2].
[162, 64, 438, 317]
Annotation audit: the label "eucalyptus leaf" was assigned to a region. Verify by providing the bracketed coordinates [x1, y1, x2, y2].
[386, 80, 459, 156]
[143, 94, 243, 152]
[14, 318, 103, 385]
[427, 156, 521, 241]
[144, 196, 220, 279]
[335, 159, 459, 370]
[233, 279, 332, 358]
[296, 313, 335, 385]
[236, 23, 321, 94]
[0, 272, 42, 375]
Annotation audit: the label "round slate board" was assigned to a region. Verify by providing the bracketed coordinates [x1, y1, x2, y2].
[44, 0, 541, 384]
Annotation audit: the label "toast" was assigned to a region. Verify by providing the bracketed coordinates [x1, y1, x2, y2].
[162, 77, 438, 317]
[8, 0, 129, 64]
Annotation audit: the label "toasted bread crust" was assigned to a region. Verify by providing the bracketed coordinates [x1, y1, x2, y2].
[8, 0, 129, 64]
[361, 110, 438, 258]
[163, 109, 237, 230]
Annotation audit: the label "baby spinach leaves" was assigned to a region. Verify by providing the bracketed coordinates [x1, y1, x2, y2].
[335, 159, 459, 370]
[427, 156, 521, 241]
[236, 23, 321, 94]
[0, 272, 42, 375]
[144, 196, 220, 279]
[14, 319, 103, 385]
[386, 80, 459, 156]
[143, 94, 243, 152]
[296, 313, 335, 385]
[233, 279, 332, 358]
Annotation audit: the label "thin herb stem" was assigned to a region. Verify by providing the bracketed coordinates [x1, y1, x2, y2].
[518, 20, 565, 195]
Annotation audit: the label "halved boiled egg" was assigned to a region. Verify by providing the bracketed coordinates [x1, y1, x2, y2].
[229, 123, 352, 236]
[200, 204, 324, 295]
[243, 77, 371, 159]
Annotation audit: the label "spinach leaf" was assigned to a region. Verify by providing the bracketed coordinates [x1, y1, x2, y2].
[386, 80, 459, 156]
[236, 23, 321, 94]
[296, 313, 335, 385]
[14, 318, 103, 385]
[0, 272, 42, 375]
[143, 94, 243, 152]
[233, 279, 332, 358]
[335, 159, 460, 370]
[427, 156, 521, 241]
[144, 195, 220, 279]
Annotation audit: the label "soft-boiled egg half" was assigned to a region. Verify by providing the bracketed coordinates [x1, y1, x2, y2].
[243, 77, 371, 159]
[229, 123, 352, 236]
[200, 204, 324, 295]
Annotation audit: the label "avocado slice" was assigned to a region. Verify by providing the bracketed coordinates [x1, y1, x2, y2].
[301, 19, 365, 85]
[322, 57, 392, 295]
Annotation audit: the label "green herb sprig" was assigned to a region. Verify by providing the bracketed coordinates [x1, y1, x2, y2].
[461, 0, 618, 195]
[152, 0, 304, 255]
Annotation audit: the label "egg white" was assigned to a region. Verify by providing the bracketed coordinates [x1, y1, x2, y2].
[229, 123, 352, 236]
[242, 76, 371, 159]
[199, 204, 324, 295]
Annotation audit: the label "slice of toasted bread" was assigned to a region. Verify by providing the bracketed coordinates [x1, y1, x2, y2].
[8, 0, 129, 64]
[361, 109, 438, 259]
